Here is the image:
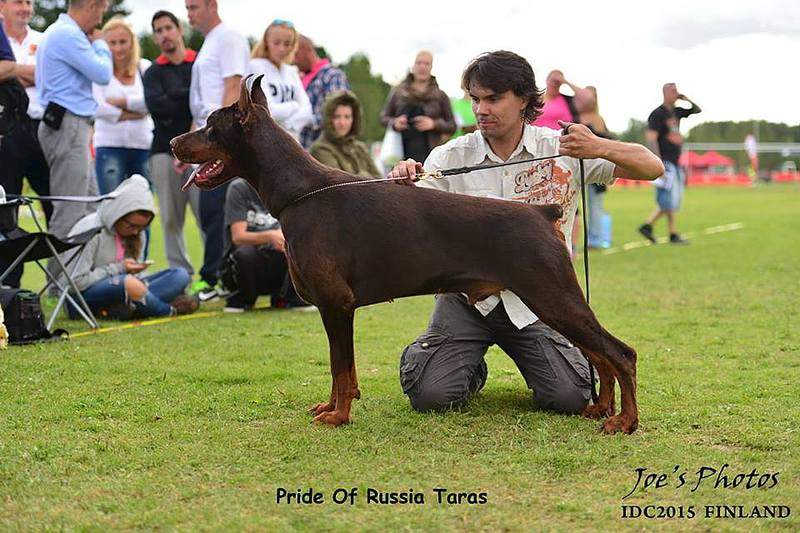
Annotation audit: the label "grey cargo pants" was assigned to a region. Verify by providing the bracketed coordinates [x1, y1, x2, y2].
[400, 294, 592, 414]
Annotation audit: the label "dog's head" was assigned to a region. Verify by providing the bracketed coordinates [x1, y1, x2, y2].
[171, 75, 270, 191]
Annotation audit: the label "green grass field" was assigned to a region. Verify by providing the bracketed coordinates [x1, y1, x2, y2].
[1, 184, 798, 530]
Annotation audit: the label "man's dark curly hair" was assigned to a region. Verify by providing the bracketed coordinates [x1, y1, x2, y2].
[461, 51, 544, 123]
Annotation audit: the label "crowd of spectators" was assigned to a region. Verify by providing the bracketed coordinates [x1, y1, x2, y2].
[0, 0, 698, 322]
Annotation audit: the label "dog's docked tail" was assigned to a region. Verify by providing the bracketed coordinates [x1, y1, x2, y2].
[534, 203, 563, 222]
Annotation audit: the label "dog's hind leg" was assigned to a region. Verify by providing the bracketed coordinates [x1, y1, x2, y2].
[312, 303, 361, 427]
[515, 277, 637, 433]
[580, 354, 616, 419]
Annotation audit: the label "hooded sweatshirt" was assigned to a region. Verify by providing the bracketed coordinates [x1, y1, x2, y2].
[309, 91, 381, 177]
[67, 175, 155, 292]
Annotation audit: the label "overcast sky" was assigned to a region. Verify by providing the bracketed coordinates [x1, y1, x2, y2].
[128, 0, 799, 133]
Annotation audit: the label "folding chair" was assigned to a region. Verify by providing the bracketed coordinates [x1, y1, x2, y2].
[0, 192, 118, 330]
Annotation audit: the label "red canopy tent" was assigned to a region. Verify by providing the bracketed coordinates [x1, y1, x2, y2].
[679, 150, 735, 170]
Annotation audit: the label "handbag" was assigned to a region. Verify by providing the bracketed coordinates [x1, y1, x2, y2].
[0, 78, 29, 135]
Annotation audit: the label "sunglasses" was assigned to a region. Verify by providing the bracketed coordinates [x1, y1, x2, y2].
[271, 18, 294, 28]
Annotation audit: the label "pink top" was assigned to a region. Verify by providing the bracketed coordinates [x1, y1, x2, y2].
[301, 58, 330, 89]
[533, 94, 572, 130]
[114, 234, 125, 261]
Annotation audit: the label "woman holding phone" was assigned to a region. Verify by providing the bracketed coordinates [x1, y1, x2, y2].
[65, 175, 198, 320]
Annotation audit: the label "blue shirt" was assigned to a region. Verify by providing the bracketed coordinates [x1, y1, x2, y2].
[36, 13, 112, 117]
[0, 24, 15, 61]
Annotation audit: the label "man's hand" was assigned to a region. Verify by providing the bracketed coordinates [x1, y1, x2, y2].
[557, 120, 607, 159]
[174, 158, 190, 174]
[88, 28, 103, 42]
[267, 229, 286, 254]
[392, 115, 409, 131]
[123, 258, 149, 274]
[119, 110, 146, 121]
[387, 158, 423, 186]
[106, 96, 127, 109]
[413, 116, 435, 132]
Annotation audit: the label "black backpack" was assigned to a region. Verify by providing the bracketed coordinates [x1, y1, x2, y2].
[0, 77, 29, 135]
[0, 288, 67, 345]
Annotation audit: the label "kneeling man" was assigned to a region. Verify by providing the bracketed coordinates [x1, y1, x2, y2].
[222, 178, 314, 312]
[389, 51, 663, 414]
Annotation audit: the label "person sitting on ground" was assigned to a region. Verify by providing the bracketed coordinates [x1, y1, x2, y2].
[309, 90, 380, 176]
[67, 175, 198, 319]
[221, 178, 314, 313]
[247, 19, 312, 142]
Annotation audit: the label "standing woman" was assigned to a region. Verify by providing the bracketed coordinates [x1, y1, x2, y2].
[576, 86, 613, 249]
[247, 19, 312, 142]
[310, 90, 380, 176]
[92, 17, 153, 195]
[380, 51, 456, 163]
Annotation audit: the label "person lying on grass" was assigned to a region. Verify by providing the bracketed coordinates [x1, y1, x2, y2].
[64, 175, 199, 320]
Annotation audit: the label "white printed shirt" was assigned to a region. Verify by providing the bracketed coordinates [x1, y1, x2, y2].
[8, 27, 43, 119]
[418, 125, 616, 329]
[247, 59, 313, 141]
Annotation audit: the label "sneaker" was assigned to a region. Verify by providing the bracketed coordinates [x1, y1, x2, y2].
[223, 306, 248, 313]
[669, 233, 690, 245]
[190, 280, 219, 302]
[638, 223, 656, 243]
[170, 294, 200, 315]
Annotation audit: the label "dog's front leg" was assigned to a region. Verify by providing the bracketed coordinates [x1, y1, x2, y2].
[312, 307, 360, 427]
[309, 378, 337, 416]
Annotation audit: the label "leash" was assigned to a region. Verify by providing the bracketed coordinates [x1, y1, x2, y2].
[284, 154, 562, 210]
[578, 158, 599, 403]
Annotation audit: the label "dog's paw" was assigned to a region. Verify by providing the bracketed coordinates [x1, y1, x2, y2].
[312, 409, 351, 427]
[581, 402, 615, 419]
[600, 414, 638, 435]
[309, 401, 336, 416]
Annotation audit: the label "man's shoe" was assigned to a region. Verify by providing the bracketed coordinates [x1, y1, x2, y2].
[190, 280, 219, 302]
[170, 294, 200, 315]
[669, 233, 690, 245]
[638, 223, 656, 243]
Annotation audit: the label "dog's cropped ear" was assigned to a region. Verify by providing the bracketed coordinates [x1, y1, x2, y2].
[250, 74, 270, 113]
[237, 75, 254, 120]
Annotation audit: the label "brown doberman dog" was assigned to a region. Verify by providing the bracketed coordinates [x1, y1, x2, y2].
[171, 77, 638, 434]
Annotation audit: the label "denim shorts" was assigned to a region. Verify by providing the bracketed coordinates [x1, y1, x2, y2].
[655, 161, 685, 211]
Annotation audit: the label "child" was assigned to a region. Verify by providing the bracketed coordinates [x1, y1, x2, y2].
[246, 19, 312, 141]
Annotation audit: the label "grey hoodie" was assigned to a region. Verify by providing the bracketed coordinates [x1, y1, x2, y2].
[67, 175, 155, 292]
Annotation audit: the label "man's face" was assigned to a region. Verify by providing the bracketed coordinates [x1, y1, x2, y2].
[152, 16, 182, 54]
[1, 0, 34, 27]
[469, 82, 527, 140]
[185, 0, 213, 33]
[663, 83, 679, 104]
[293, 41, 313, 73]
[412, 53, 432, 80]
[88, 0, 110, 28]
